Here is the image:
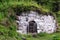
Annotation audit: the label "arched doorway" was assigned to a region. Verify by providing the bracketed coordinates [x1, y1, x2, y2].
[27, 21, 37, 33]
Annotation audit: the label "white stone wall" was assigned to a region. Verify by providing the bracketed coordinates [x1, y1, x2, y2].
[16, 11, 56, 34]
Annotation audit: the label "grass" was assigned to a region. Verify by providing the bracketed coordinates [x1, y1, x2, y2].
[19, 32, 60, 40]
[0, 32, 60, 40]
[0, 0, 51, 12]
[0, 32, 58, 40]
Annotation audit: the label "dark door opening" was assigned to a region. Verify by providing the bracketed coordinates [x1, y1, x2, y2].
[27, 21, 37, 33]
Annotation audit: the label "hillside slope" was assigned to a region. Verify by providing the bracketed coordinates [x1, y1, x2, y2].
[0, 0, 60, 40]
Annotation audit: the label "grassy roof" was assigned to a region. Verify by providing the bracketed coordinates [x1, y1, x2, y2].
[0, 0, 50, 12]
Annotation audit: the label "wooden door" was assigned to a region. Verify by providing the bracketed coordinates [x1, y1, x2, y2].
[27, 21, 37, 33]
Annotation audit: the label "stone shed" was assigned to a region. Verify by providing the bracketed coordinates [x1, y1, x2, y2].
[16, 11, 57, 34]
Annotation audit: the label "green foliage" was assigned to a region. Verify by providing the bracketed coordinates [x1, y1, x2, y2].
[51, 35, 60, 40]
[0, 0, 60, 40]
[8, 30, 17, 37]
[0, 25, 9, 35]
[0, 12, 5, 21]
[22, 34, 32, 38]
[0, 35, 17, 40]
[37, 32, 47, 37]
[52, 36, 60, 40]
